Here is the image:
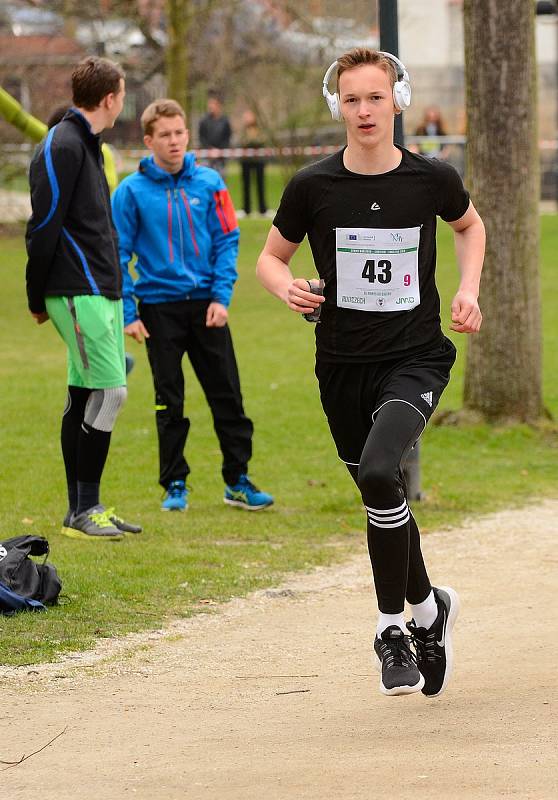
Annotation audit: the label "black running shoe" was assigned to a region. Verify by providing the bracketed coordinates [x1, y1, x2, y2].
[373, 625, 425, 696]
[407, 586, 460, 697]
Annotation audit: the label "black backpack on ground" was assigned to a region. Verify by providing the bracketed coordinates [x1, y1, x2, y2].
[0, 535, 62, 614]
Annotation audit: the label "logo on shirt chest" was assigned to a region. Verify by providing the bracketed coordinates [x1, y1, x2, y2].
[345, 232, 376, 243]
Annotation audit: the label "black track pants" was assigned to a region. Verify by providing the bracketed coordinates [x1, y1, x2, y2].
[241, 160, 267, 215]
[140, 300, 253, 488]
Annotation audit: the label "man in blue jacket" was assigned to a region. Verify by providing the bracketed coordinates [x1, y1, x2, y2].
[112, 99, 273, 512]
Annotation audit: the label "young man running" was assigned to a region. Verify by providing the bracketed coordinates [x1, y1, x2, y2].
[26, 57, 140, 541]
[257, 48, 485, 697]
[111, 99, 273, 512]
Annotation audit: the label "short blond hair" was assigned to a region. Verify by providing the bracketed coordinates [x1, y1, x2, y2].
[141, 99, 186, 136]
[336, 48, 397, 93]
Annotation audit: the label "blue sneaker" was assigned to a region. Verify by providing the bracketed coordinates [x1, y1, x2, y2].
[224, 474, 273, 511]
[161, 480, 188, 511]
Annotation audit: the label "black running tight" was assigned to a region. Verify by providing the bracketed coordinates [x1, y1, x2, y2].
[346, 401, 432, 614]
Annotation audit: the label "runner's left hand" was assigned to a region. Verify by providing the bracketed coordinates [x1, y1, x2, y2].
[450, 290, 482, 333]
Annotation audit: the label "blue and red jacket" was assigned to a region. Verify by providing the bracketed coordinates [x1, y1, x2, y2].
[111, 153, 239, 326]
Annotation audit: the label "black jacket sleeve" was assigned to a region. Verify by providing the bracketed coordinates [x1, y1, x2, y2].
[25, 131, 83, 313]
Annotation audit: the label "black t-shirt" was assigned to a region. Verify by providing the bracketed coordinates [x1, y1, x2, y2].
[273, 147, 470, 363]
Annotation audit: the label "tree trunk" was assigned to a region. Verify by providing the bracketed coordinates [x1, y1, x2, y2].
[165, 0, 189, 111]
[463, 0, 542, 422]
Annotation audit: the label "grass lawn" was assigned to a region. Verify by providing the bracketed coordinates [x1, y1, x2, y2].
[222, 163, 291, 213]
[0, 216, 557, 666]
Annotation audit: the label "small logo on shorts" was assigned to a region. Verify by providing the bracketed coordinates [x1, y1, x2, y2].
[370, 202, 381, 211]
[421, 391, 433, 407]
[0, 545, 7, 562]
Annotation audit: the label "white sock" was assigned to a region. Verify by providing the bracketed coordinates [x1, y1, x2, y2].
[376, 612, 406, 636]
[410, 590, 438, 630]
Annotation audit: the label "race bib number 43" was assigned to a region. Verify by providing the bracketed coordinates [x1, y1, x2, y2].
[336, 226, 421, 312]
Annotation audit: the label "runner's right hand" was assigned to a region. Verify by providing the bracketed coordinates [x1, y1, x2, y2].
[286, 279, 325, 315]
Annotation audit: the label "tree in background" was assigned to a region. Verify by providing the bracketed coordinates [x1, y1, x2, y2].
[165, 0, 188, 110]
[463, 0, 543, 422]
[1, 1, 363, 170]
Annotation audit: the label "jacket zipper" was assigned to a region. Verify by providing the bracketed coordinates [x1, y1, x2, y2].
[98, 149, 119, 271]
[173, 187, 197, 287]
[166, 190, 174, 263]
[180, 189, 200, 256]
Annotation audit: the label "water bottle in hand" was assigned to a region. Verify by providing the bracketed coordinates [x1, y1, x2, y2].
[303, 279, 325, 323]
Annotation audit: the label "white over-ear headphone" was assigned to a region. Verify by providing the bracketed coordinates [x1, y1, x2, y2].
[322, 51, 412, 121]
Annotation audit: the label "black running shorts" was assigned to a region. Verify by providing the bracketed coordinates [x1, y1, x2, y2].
[315, 336, 457, 465]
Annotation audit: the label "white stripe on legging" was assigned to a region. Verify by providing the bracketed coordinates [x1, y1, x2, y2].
[367, 511, 410, 528]
[365, 499, 407, 515]
[367, 509, 409, 524]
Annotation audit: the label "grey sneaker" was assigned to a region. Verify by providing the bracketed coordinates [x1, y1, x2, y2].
[106, 507, 142, 534]
[61, 505, 123, 541]
[373, 625, 425, 696]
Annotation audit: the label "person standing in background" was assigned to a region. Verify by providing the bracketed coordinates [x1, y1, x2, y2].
[413, 105, 449, 160]
[26, 56, 140, 541]
[112, 99, 274, 513]
[198, 90, 232, 177]
[239, 109, 268, 217]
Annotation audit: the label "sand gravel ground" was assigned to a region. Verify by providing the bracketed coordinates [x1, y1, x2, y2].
[1, 501, 557, 799]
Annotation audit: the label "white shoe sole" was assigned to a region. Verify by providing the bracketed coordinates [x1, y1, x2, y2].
[374, 655, 425, 696]
[428, 585, 460, 698]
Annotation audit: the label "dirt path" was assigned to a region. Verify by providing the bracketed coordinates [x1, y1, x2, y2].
[2, 502, 557, 799]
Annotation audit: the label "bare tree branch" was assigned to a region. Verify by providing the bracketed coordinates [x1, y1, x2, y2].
[1, 727, 68, 771]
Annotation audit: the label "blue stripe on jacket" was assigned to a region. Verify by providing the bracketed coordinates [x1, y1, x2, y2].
[62, 227, 100, 294]
[32, 126, 60, 232]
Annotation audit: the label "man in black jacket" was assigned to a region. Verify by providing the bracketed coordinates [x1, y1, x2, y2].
[198, 91, 232, 177]
[26, 56, 139, 541]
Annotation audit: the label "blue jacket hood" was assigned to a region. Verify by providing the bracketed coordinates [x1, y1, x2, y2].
[138, 152, 197, 182]
[112, 152, 240, 325]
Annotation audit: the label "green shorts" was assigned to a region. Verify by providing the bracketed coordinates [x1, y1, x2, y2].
[46, 295, 126, 389]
